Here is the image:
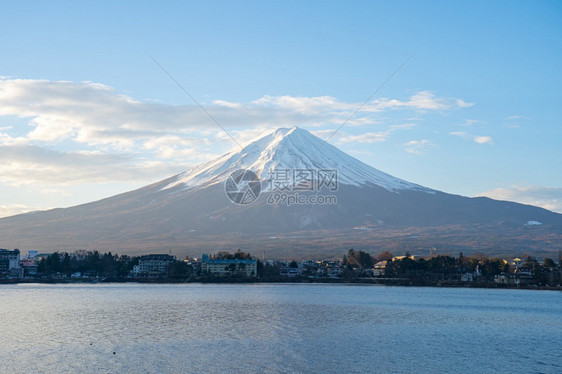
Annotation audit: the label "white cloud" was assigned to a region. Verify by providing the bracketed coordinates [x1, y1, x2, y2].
[39, 188, 70, 196]
[479, 185, 562, 213]
[504, 114, 530, 129]
[0, 78, 472, 188]
[337, 123, 417, 144]
[0, 132, 28, 146]
[0, 80, 471, 149]
[391, 123, 417, 130]
[450, 131, 493, 145]
[473, 135, 493, 144]
[0, 143, 192, 186]
[0, 204, 47, 218]
[338, 132, 390, 143]
[253, 95, 345, 114]
[212, 100, 241, 108]
[507, 115, 530, 121]
[459, 119, 481, 127]
[404, 139, 431, 154]
[310, 129, 336, 140]
[370, 91, 473, 112]
[346, 149, 373, 157]
[142, 135, 215, 159]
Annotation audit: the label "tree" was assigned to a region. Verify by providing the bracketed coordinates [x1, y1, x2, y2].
[233, 250, 252, 259]
[258, 261, 280, 279]
[62, 252, 71, 274]
[480, 258, 508, 277]
[100, 252, 117, 276]
[457, 252, 466, 267]
[342, 249, 374, 269]
[289, 260, 299, 268]
[358, 251, 374, 268]
[343, 249, 357, 267]
[167, 261, 189, 277]
[543, 258, 555, 268]
[377, 251, 393, 262]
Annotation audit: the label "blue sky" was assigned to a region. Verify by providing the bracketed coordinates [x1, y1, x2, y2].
[1, 0, 561, 216]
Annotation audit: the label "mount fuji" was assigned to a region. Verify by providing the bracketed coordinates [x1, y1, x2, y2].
[162, 127, 431, 193]
[1, 127, 561, 258]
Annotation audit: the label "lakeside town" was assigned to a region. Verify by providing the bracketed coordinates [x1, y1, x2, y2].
[2, 247, 561, 289]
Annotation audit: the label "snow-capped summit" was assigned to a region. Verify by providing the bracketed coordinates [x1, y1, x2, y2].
[163, 126, 432, 192]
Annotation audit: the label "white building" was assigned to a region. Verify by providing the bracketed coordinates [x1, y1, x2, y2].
[136, 254, 176, 276]
[0, 249, 22, 277]
[373, 261, 388, 276]
[201, 254, 257, 277]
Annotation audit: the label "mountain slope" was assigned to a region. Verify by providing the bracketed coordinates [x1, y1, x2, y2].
[0, 127, 561, 258]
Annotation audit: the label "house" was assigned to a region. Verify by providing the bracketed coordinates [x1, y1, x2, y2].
[373, 261, 388, 277]
[201, 254, 257, 277]
[494, 274, 509, 285]
[326, 266, 342, 278]
[460, 272, 474, 282]
[280, 267, 301, 277]
[19, 259, 38, 277]
[474, 265, 482, 277]
[514, 267, 534, 276]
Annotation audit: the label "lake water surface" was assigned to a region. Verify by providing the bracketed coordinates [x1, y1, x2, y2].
[1, 283, 560, 373]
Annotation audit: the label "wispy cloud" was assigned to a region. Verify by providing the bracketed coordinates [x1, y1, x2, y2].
[370, 91, 473, 112]
[403, 139, 432, 154]
[310, 129, 336, 139]
[504, 114, 530, 129]
[450, 131, 494, 145]
[479, 185, 562, 213]
[338, 131, 390, 143]
[506, 115, 530, 121]
[459, 119, 481, 127]
[337, 123, 417, 144]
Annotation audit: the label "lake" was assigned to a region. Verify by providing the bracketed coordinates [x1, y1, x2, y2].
[0, 283, 560, 373]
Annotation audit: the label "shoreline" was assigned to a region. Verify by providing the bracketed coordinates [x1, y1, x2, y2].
[2, 277, 561, 291]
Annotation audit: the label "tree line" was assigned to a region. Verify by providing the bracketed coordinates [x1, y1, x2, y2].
[37, 251, 139, 277]
[340, 248, 561, 286]
[33, 248, 561, 286]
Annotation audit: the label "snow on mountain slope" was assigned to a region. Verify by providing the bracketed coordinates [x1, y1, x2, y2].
[162, 127, 433, 193]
